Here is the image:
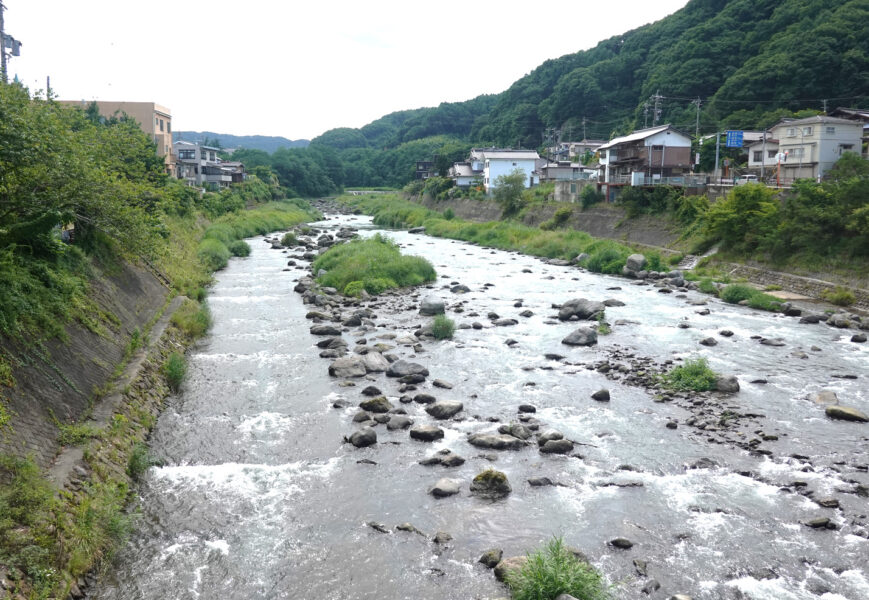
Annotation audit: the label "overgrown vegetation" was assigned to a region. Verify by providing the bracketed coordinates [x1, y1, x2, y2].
[127, 443, 161, 482]
[505, 537, 610, 600]
[170, 299, 212, 338]
[163, 352, 187, 393]
[719, 284, 781, 312]
[431, 315, 456, 340]
[312, 234, 437, 296]
[820, 286, 856, 306]
[660, 358, 719, 392]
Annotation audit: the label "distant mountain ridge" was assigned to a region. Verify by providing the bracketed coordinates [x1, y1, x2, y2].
[173, 131, 309, 152]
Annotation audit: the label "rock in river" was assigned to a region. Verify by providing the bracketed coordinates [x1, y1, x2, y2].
[328, 356, 367, 378]
[425, 401, 464, 419]
[348, 427, 377, 448]
[410, 425, 445, 442]
[359, 396, 393, 413]
[310, 324, 342, 336]
[825, 405, 868, 422]
[419, 295, 445, 316]
[361, 352, 389, 373]
[494, 556, 527, 582]
[715, 375, 740, 393]
[468, 433, 525, 450]
[479, 548, 503, 568]
[558, 298, 605, 321]
[562, 327, 598, 346]
[429, 478, 460, 497]
[387, 360, 430, 378]
[470, 469, 511, 499]
[540, 439, 574, 454]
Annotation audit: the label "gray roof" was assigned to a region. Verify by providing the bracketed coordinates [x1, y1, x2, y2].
[598, 125, 689, 151]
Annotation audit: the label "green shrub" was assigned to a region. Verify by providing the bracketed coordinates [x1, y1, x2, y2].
[698, 278, 718, 295]
[746, 293, 782, 311]
[505, 537, 610, 600]
[57, 422, 103, 446]
[281, 231, 298, 247]
[197, 238, 231, 271]
[63, 482, 131, 575]
[668, 253, 684, 265]
[821, 286, 856, 306]
[344, 281, 365, 297]
[127, 443, 160, 482]
[171, 299, 212, 338]
[431, 314, 456, 340]
[585, 248, 627, 274]
[443, 208, 455, 220]
[227, 240, 251, 257]
[580, 185, 604, 209]
[163, 352, 187, 393]
[313, 234, 436, 296]
[661, 358, 719, 392]
[719, 284, 758, 304]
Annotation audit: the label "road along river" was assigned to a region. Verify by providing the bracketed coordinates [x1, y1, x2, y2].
[91, 214, 868, 600]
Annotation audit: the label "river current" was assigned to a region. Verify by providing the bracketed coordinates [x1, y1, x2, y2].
[92, 215, 868, 600]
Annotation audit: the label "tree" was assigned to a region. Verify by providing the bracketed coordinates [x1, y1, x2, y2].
[493, 169, 527, 218]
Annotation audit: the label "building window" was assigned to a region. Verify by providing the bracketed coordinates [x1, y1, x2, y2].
[178, 150, 195, 160]
[651, 145, 664, 151]
[159, 119, 164, 132]
[790, 147, 805, 158]
[753, 151, 762, 162]
[167, 122, 171, 133]
[155, 117, 159, 126]
[767, 150, 777, 158]
[802, 126, 813, 136]
[839, 144, 854, 156]
[826, 126, 835, 135]
[570, 183, 576, 194]
[786, 128, 796, 137]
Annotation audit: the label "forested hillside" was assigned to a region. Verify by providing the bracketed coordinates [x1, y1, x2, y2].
[173, 131, 309, 152]
[240, 0, 869, 189]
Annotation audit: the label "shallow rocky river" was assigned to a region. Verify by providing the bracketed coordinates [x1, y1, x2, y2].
[92, 214, 868, 600]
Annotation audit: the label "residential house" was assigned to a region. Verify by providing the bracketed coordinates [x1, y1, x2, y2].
[598, 124, 693, 186]
[449, 148, 540, 193]
[415, 161, 437, 180]
[746, 137, 779, 174]
[59, 100, 175, 173]
[770, 116, 863, 180]
[447, 162, 479, 187]
[551, 139, 606, 161]
[537, 161, 597, 183]
[175, 141, 233, 189]
[827, 107, 869, 158]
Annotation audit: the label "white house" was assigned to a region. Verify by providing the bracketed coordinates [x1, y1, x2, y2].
[449, 148, 541, 193]
[747, 137, 779, 173]
[597, 124, 692, 185]
[770, 116, 863, 180]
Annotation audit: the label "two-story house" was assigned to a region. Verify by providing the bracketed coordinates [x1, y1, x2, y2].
[827, 107, 869, 159]
[175, 141, 232, 189]
[551, 139, 606, 161]
[598, 124, 693, 186]
[59, 100, 175, 173]
[448, 148, 540, 193]
[770, 116, 863, 180]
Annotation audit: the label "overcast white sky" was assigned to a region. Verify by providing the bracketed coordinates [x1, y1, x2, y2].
[6, 0, 689, 140]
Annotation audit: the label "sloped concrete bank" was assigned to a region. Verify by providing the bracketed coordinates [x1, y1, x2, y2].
[1, 260, 170, 468]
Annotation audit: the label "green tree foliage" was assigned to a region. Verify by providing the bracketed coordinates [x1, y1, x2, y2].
[493, 169, 528, 218]
[704, 183, 779, 253]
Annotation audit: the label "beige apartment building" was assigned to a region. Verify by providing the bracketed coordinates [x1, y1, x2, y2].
[59, 100, 175, 172]
[770, 116, 862, 180]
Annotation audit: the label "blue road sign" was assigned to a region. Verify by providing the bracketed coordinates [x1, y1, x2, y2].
[725, 130, 744, 148]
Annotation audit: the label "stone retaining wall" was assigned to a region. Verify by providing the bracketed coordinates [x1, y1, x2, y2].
[724, 264, 869, 310]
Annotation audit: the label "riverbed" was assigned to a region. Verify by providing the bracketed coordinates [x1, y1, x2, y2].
[91, 215, 868, 600]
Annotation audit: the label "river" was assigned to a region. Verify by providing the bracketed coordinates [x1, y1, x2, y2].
[91, 214, 868, 600]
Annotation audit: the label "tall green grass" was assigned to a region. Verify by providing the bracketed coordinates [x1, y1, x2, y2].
[505, 537, 611, 600]
[660, 358, 719, 391]
[719, 284, 781, 311]
[312, 234, 436, 295]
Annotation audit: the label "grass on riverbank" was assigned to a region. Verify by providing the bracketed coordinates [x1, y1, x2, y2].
[312, 233, 436, 296]
[505, 537, 611, 600]
[339, 193, 669, 275]
[660, 358, 719, 392]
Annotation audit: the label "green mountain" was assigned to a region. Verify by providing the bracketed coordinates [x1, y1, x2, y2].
[314, 0, 869, 154]
[173, 131, 309, 152]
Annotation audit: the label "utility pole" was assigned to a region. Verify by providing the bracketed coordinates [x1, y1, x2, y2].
[761, 129, 766, 182]
[714, 131, 721, 181]
[692, 97, 701, 139]
[643, 102, 650, 128]
[582, 116, 587, 141]
[651, 90, 663, 126]
[0, 1, 7, 84]
[822, 99, 828, 114]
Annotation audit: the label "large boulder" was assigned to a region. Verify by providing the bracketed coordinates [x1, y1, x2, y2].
[410, 425, 445, 441]
[540, 439, 574, 454]
[386, 415, 414, 430]
[470, 469, 512, 499]
[425, 401, 464, 420]
[419, 295, 446, 316]
[361, 352, 389, 373]
[387, 360, 430, 378]
[562, 327, 598, 347]
[429, 478, 460, 497]
[494, 556, 528, 582]
[468, 433, 525, 450]
[310, 324, 342, 336]
[348, 427, 377, 448]
[359, 396, 393, 413]
[825, 405, 868, 422]
[558, 298, 605, 321]
[328, 356, 367, 378]
[716, 376, 740, 393]
[625, 254, 647, 272]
